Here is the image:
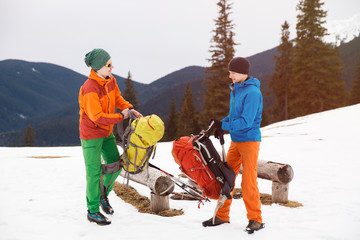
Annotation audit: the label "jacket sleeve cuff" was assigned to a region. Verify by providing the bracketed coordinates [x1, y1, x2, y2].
[221, 121, 230, 131]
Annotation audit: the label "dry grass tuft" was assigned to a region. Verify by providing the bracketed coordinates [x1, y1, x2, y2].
[233, 188, 303, 208]
[113, 182, 184, 217]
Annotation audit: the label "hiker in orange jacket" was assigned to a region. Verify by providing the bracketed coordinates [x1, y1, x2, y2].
[79, 48, 142, 225]
[202, 57, 265, 234]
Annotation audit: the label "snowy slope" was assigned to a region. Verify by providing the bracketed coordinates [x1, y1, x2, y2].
[1, 104, 360, 240]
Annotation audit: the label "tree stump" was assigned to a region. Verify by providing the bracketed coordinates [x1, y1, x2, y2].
[272, 182, 289, 203]
[151, 192, 169, 213]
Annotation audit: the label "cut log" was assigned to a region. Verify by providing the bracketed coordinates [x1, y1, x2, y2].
[119, 167, 175, 196]
[240, 160, 294, 184]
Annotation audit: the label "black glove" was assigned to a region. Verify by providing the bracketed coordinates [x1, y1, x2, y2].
[214, 128, 223, 140]
[210, 119, 223, 140]
[210, 118, 222, 129]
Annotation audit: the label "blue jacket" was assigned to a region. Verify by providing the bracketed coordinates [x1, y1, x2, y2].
[221, 77, 263, 142]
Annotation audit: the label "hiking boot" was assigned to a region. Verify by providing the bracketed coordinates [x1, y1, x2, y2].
[87, 211, 111, 225]
[202, 216, 229, 227]
[245, 220, 265, 234]
[100, 197, 114, 215]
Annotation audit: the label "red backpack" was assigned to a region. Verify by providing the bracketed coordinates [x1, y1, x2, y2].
[172, 135, 224, 200]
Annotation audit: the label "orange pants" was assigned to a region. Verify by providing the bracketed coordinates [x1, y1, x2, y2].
[216, 141, 262, 223]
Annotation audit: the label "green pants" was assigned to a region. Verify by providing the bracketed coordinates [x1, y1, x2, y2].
[81, 133, 122, 213]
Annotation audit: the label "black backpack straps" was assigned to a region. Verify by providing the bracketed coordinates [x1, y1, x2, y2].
[204, 120, 226, 163]
[205, 120, 224, 144]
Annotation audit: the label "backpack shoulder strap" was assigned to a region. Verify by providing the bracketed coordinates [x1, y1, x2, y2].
[198, 121, 227, 163]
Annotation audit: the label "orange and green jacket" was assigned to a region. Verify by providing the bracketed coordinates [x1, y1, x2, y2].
[79, 69, 133, 140]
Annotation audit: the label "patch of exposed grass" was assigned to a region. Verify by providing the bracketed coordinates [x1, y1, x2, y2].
[233, 188, 303, 208]
[113, 182, 184, 217]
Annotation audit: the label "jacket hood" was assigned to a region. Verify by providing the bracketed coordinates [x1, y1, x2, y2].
[231, 76, 261, 89]
[244, 77, 260, 87]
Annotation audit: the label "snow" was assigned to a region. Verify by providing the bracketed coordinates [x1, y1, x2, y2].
[325, 12, 360, 44]
[1, 104, 360, 239]
[31, 67, 40, 73]
[17, 113, 27, 119]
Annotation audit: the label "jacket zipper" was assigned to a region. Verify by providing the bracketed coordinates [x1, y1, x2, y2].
[104, 83, 110, 113]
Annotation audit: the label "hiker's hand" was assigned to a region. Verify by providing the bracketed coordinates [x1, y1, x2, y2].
[131, 109, 143, 118]
[210, 119, 222, 129]
[214, 127, 223, 140]
[121, 109, 130, 119]
[210, 119, 223, 140]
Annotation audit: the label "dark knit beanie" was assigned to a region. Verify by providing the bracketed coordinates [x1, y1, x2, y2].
[84, 48, 111, 71]
[228, 57, 250, 74]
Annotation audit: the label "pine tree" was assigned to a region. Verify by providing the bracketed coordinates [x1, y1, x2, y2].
[22, 123, 35, 147]
[11, 138, 19, 147]
[270, 21, 293, 122]
[164, 98, 178, 141]
[349, 58, 360, 104]
[289, 0, 345, 118]
[178, 83, 201, 136]
[123, 71, 139, 109]
[202, 0, 236, 126]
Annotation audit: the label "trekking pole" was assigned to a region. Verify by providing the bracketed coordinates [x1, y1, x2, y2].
[148, 163, 203, 197]
[212, 194, 227, 224]
[148, 163, 210, 203]
[219, 133, 227, 163]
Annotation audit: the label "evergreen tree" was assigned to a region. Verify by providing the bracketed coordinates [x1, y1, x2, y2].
[202, 0, 236, 126]
[178, 83, 201, 136]
[289, 0, 345, 117]
[11, 138, 19, 147]
[22, 123, 35, 147]
[349, 58, 360, 104]
[270, 21, 293, 122]
[123, 71, 139, 109]
[164, 98, 178, 141]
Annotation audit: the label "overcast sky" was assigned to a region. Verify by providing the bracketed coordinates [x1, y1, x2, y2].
[1, 0, 359, 83]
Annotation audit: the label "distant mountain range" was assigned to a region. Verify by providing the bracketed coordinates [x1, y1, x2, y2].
[0, 36, 359, 146]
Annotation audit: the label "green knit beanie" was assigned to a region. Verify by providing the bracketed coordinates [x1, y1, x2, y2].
[84, 48, 111, 71]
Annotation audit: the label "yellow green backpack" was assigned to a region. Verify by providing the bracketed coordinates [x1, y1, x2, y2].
[120, 113, 165, 174]
[99, 113, 164, 199]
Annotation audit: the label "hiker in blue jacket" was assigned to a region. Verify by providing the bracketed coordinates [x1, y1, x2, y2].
[203, 57, 264, 234]
[221, 74, 262, 143]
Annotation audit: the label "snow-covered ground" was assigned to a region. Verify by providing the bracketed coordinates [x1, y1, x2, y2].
[1, 104, 360, 240]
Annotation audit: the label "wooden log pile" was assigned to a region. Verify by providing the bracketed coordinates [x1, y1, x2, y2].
[120, 166, 175, 213]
